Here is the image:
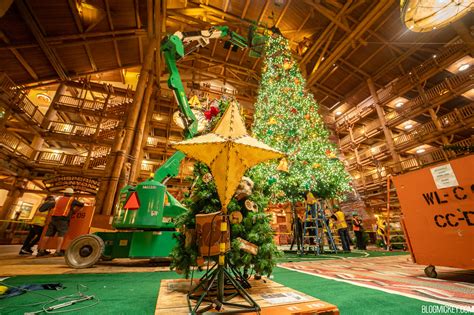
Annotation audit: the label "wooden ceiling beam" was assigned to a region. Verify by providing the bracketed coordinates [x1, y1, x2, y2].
[275, 0, 292, 27]
[241, 0, 250, 19]
[0, 30, 38, 80]
[305, 0, 367, 46]
[258, 0, 270, 23]
[16, 0, 69, 81]
[306, 0, 395, 86]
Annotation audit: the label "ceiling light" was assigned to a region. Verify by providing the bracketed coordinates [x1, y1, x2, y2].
[432, 54, 437, 58]
[404, 124, 413, 130]
[335, 111, 342, 116]
[416, 148, 425, 154]
[36, 93, 51, 104]
[395, 102, 404, 108]
[458, 64, 470, 71]
[401, 0, 472, 33]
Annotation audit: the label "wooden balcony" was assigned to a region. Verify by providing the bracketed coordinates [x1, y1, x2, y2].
[0, 129, 34, 159]
[335, 43, 469, 131]
[393, 103, 474, 150]
[353, 137, 473, 192]
[340, 119, 382, 150]
[387, 68, 474, 127]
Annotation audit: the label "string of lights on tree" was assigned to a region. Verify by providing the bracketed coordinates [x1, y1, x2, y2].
[250, 34, 351, 202]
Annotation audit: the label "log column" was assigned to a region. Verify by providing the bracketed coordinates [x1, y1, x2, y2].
[416, 85, 450, 145]
[129, 72, 155, 184]
[367, 78, 400, 170]
[41, 83, 66, 129]
[99, 39, 156, 215]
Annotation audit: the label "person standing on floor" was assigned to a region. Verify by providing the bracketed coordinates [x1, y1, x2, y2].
[331, 207, 351, 252]
[352, 212, 366, 250]
[38, 188, 84, 257]
[19, 195, 56, 255]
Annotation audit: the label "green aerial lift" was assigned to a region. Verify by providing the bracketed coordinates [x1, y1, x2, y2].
[65, 26, 248, 269]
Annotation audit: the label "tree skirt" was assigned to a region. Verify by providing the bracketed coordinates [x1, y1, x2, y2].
[279, 255, 474, 311]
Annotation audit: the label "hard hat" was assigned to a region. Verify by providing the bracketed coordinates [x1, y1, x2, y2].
[352, 212, 358, 216]
[63, 187, 74, 194]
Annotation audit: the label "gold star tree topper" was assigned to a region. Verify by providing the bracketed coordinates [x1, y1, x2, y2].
[172, 101, 284, 210]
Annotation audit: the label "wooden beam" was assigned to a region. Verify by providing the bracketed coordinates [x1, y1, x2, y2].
[306, 0, 395, 86]
[241, 0, 250, 18]
[275, 0, 292, 27]
[258, 0, 270, 23]
[16, 0, 69, 81]
[0, 30, 38, 80]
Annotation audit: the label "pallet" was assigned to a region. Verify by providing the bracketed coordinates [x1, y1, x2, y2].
[155, 278, 339, 314]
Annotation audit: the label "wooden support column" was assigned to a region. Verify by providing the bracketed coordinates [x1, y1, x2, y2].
[99, 39, 156, 215]
[416, 85, 450, 145]
[129, 72, 155, 184]
[30, 135, 44, 159]
[41, 83, 67, 129]
[367, 78, 400, 169]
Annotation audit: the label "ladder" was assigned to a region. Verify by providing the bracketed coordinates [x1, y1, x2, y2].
[301, 201, 338, 255]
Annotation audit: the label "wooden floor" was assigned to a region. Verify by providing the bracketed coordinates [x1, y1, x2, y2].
[0, 245, 170, 276]
[155, 278, 339, 314]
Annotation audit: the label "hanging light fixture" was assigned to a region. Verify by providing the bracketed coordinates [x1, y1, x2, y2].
[401, 0, 472, 32]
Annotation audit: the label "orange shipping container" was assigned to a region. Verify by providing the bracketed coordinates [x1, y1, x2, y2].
[392, 155, 474, 272]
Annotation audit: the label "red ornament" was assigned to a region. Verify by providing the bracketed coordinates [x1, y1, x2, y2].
[291, 107, 298, 114]
[204, 106, 220, 120]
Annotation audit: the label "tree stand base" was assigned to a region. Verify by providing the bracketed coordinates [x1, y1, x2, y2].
[187, 263, 260, 314]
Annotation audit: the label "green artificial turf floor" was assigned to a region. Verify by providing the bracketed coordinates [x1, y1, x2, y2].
[0, 251, 445, 315]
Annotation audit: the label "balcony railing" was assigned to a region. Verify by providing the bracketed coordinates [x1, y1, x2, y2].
[387, 68, 474, 126]
[353, 137, 472, 190]
[335, 44, 468, 131]
[48, 121, 97, 136]
[393, 103, 474, 147]
[340, 119, 382, 148]
[0, 129, 34, 158]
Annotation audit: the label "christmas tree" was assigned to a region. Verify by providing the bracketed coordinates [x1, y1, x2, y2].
[250, 34, 351, 202]
[170, 99, 280, 278]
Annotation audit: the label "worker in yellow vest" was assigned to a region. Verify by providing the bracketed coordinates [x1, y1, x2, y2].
[331, 207, 351, 252]
[19, 196, 56, 255]
[38, 188, 84, 257]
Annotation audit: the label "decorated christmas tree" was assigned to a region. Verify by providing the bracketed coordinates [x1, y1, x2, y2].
[250, 34, 351, 202]
[170, 99, 281, 278]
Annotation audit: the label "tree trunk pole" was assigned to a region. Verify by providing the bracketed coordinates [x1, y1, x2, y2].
[100, 39, 156, 215]
[129, 74, 155, 184]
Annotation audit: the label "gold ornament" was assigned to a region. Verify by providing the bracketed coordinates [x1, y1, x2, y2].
[245, 199, 258, 212]
[277, 158, 289, 172]
[267, 117, 277, 125]
[230, 211, 243, 224]
[312, 163, 321, 169]
[188, 95, 202, 108]
[172, 102, 284, 208]
[202, 173, 213, 183]
[283, 59, 292, 70]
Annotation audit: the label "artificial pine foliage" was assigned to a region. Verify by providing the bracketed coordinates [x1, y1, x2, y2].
[170, 99, 281, 278]
[250, 34, 351, 202]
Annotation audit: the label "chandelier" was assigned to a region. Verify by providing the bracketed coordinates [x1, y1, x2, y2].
[401, 0, 473, 32]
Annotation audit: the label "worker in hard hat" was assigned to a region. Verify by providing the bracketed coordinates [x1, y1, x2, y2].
[37, 188, 84, 257]
[19, 195, 55, 255]
[331, 206, 351, 252]
[352, 212, 366, 250]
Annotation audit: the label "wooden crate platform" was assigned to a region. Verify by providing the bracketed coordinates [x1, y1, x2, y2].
[155, 278, 339, 314]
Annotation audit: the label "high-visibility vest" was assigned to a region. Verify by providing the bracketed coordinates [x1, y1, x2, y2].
[51, 197, 74, 217]
[30, 211, 48, 227]
[352, 217, 361, 231]
[334, 210, 347, 229]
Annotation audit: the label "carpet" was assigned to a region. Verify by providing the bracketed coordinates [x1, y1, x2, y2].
[1, 268, 447, 315]
[279, 255, 474, 311]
